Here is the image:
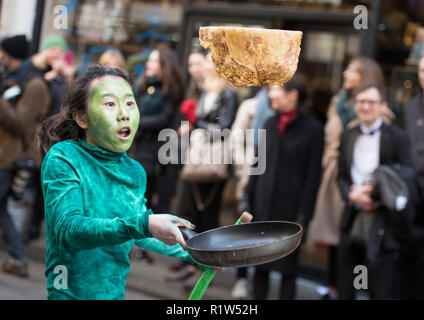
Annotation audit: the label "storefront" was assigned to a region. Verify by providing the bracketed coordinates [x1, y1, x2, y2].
[178, 0, 424, 121]
[35, 0, 424, 119]
[179, 0, 376, 121]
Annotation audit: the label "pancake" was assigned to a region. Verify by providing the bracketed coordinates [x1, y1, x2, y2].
[199, 26, 303, 87]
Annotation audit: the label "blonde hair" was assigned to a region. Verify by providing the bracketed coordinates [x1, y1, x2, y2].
[99, 50, 126, 71]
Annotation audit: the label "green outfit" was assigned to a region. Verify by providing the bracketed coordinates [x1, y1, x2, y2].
[41, 139, 192, 299]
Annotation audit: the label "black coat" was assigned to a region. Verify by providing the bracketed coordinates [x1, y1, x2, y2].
[404, 91, 424, 219]
[133, 78, 176, 177]
[194, 89, 238, 132]
[337, 124, 415, 263]
[243, 112, 324, 274]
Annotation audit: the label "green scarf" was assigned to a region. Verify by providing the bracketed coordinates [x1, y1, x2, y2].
[335, 89, 356, 128]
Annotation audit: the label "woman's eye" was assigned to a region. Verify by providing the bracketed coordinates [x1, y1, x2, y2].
[104, 102, 115, 107]
[126, 101, 135, 106]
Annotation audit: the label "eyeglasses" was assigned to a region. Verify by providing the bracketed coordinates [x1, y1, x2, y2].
[354, 99, 382, 106]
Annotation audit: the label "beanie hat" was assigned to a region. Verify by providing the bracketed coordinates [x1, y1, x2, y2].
[42, 34, 68, 52]
[0, 35, 29, 60]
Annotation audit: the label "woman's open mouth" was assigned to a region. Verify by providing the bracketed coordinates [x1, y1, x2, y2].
[117, 126, 132, 140]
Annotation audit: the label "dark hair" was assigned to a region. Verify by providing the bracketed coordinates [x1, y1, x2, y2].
[352, 82, 387, 103]
[37, 65, 133, 160]
[283, 73, 313, 112]
[139, 47, 184, 106]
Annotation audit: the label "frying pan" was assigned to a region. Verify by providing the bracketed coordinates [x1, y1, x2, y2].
[180, 221, 303, 268]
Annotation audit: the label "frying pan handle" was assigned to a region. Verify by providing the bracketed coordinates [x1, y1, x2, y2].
[178, 226, 198, 241]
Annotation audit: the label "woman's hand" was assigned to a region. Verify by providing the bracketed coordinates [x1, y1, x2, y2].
[148, 214, 195, 248]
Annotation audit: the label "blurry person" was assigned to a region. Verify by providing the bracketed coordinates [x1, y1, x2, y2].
[185, 50, 208, 101]
[180, 51, 238, 289]
[168, 50, 208, 276]
[177, 50, 208, 136]
[309, 57, 392, 299]
[0, 35, 51, 276]
[240, 74, 324, 300]
[231, 88, 270, 202]
[99, 49, 126, 71]
[177, 50, 208, 150]
[404, 55, 424, 298]
[337, 83, 414, 300]
[229, 87, 270, 299]
[33, 34, 74, 88]
[23, 34, 73, 244]
[133, 47, 184, 264]
[134, 47, 184, 211]
[37, 65, 197, 300]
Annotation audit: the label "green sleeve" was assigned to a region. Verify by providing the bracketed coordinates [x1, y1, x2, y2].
[134, 238, 199, 265]
[42, 151, 152, 254]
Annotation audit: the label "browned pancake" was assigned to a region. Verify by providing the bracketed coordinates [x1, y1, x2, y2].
[199, 26, 303, 88]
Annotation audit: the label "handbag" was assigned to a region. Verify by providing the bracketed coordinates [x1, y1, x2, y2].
[181, 128, 231, 183]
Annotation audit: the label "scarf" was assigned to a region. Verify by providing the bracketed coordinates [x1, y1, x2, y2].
[335, 89, 356, 128]
[277, 108, 298, 137]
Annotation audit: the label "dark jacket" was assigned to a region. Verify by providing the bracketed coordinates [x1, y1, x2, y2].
[194, 89, 238, 132]
[337, 123, 414, 262]
[404, 91, 424, 218]
[243, 112, 324, 273]
[133, 77, 176, 176]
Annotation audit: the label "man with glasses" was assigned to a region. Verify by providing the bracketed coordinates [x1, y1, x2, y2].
[336, 83, 414, 299]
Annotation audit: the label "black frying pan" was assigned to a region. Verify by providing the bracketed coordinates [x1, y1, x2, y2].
[180, 221, 303, 268]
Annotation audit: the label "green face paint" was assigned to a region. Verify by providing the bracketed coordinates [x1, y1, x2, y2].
[86, 77, 140, 153]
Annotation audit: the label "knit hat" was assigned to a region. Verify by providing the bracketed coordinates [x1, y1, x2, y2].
[0, 35, 29, 60]
[42, 34, 68, 52]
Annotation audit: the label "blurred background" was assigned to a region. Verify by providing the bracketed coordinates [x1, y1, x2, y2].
[0, 0, 423, 300]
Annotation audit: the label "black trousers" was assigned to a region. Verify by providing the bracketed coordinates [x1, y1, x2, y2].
[338, 234, 400, 300]
[156, 164, 180, 213]
[186, 181, 225, 233]
[145, 175, 158, 211]
[26, 170, 44, 236]
[253, 269, 296, 300]
[328, 245, 338, 288]
[415, 241, 424, 299]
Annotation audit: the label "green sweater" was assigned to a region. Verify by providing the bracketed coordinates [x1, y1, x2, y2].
[41, 139, 191, 300]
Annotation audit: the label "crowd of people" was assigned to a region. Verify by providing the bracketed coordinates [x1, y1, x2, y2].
[0, 32, 423, 300]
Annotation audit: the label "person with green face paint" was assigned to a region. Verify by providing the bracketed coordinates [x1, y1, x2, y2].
[37, 66, 197, 300]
